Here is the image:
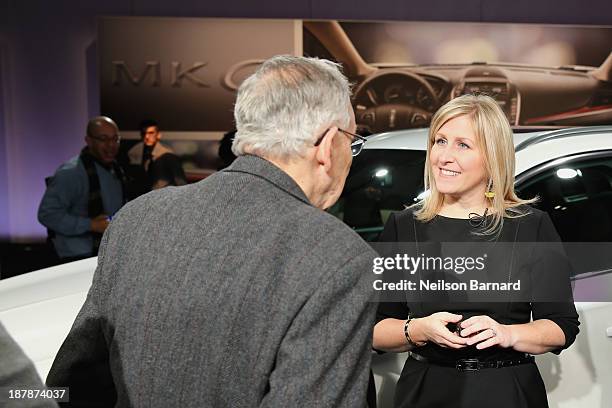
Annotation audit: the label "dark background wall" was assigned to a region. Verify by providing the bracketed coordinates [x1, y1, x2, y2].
[1, 0, 611, 241]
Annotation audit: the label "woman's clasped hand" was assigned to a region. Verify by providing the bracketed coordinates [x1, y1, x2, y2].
[413, 313, 514, 349]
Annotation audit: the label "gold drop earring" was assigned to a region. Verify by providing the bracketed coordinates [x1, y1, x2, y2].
[485, 179, 495, 199]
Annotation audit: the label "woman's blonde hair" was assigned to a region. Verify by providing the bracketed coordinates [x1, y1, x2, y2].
[414, 94, 536, 235]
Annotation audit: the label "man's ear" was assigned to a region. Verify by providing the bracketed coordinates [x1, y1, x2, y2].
[315, 127, 337, 172]
[157, 131, 162, 141]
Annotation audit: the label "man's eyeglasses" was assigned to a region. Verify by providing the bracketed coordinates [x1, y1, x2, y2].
[88, 134, 121, 144]
[314, 128, 367, 157]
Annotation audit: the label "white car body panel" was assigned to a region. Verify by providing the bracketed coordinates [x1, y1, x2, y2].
[0, 259, 95, 380]
[515, 135, 612, 176]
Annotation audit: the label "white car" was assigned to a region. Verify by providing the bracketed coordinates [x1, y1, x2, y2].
[1, 126, 612, 407]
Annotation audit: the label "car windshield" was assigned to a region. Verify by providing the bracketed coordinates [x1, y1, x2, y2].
[340, 21, 612, 68]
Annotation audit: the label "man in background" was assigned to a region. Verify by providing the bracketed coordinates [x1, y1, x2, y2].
[38, 116, 125, 261]
[47, 56, 377, 407]
[127, 119, 186, 191]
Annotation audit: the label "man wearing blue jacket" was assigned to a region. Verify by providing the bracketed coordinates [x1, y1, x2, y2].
[38, 117, 125, 261]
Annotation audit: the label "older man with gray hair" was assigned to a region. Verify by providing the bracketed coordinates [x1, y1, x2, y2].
[46, 55, 377, 407]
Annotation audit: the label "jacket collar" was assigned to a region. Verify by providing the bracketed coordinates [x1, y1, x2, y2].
[222, 154, 312, 206]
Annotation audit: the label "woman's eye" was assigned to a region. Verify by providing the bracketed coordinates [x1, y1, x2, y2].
[435, 138, 446, 145]
[459, 142, 470, 149]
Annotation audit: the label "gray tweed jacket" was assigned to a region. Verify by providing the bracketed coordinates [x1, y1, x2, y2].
[46, 154, 377, 407]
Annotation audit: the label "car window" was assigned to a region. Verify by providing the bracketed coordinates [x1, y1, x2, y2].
[329, 149, 425, 241]
[516, 153, 612, 243]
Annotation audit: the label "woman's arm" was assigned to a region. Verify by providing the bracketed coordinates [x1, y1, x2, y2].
[373, 319, 412, 353]
[373, 313, 468, 353]
[508, 319, 566, 354]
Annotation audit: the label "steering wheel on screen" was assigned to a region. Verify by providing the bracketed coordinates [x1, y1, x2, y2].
[353, 70, 440, 133]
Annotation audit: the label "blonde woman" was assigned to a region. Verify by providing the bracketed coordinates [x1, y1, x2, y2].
[373, 94, 579, 407]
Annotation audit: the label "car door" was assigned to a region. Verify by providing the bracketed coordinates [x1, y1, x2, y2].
[516, 150, 612, 408]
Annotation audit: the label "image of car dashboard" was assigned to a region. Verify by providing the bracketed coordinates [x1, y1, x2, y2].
[303, 20, 612, 134]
